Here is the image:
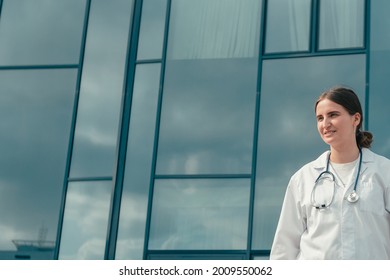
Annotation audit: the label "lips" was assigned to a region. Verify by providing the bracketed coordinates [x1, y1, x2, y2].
[324, 130, 336, 136]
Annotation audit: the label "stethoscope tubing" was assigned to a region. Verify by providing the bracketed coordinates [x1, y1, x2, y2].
[311, 148, 362, 209]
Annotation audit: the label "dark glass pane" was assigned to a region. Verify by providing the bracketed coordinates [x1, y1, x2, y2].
[157, 0, 261, 174]
[252, 55, 366, 249]
[156, 58, 258, 175]
[137, 0, 167, 60]
[148, 179, 250, 250]
[0, 0, 86, 65]
[69, 0, 134, 178]
[156, 0, 260, 175]
[0, 69, 77, 259]
[369, 0, 390, 159]
[58, 181, 112, 259]
[265, 0, 311, 53]
[116, 64, 161, 259]
[319, 0, 365, 50]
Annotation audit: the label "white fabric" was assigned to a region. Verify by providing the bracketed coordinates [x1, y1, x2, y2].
[330, 158, 359, 187]
[270, 148, 390, 260]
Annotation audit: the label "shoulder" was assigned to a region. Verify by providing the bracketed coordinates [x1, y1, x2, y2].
[363, 148, 390, 167]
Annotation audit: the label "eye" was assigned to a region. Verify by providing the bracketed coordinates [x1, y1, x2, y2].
[316, 116, 323, 122]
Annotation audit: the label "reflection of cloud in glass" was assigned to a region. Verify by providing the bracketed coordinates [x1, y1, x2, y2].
[115, 195, 148, 259]
[137, 0, 167, 60]
[115, 64, 160, 259]
[0, 225, 18, 250]
[157, 58, 258, 174]
[69, 0, 133, 178]
[0, 70, 77, 252]
[59, 181, 111, 260]
[0, 0, 86, 65]
[148, 179, 250, 250]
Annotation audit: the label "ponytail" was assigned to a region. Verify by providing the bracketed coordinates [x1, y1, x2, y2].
[357, 130, 373, 148]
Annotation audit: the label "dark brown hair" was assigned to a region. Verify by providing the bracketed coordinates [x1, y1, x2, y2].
[315, 86, 373, 148]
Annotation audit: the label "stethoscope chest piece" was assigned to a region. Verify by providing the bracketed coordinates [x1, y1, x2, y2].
[346, 191, 359, 203]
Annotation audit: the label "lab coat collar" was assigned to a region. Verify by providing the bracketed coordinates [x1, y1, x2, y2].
[312, 147, 374, 171]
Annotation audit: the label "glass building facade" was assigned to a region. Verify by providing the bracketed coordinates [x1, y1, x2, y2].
[0, 0, 388, 260]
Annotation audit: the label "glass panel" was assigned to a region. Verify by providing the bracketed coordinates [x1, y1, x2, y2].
[156, 58, 257, 175]
[369, 0, 390, 159]
[252, 55, 366, 249]
[137, 0, 167, 60]
[148, 179, 250, 250]
[0, 0, 86, 65]
[168, 0, 261, 59]
[69, 0, 134, 178]
[115, 64, 161, 259]
[319, 0, 365, 50]
[0, 69, 77, 260]
[58, 181, 112, 260]
[156, 0, 260, 175]
[265, 0, 311, 53]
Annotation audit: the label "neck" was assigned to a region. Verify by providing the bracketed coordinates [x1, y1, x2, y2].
[330, 145, 360, 163]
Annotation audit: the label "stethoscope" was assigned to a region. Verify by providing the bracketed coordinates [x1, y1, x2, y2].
[311, 148, 362, 209]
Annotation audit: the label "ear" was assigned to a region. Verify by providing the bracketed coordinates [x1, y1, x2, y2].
[353, 113, 361, 127]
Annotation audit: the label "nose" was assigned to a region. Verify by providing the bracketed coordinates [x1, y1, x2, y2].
[323, 117, 331, 128]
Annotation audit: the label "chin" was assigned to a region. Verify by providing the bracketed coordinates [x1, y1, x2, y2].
[321, 137, 333, 146]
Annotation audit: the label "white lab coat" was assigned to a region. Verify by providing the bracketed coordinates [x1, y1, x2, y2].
[270, 148, 390, 259]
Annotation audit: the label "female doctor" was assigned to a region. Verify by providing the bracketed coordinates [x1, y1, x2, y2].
[270, 86, 390, 260]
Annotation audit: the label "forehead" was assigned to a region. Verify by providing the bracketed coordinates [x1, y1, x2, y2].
[316, 98, 347, 114]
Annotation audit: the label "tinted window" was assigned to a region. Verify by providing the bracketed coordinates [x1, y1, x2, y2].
[0, 0, 86, 65]
[0, 69, 77, 259]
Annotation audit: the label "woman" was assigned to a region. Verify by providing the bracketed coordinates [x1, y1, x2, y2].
[270, 86, 390, 260]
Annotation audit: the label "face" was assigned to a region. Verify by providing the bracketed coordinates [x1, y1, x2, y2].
[315, 98, 361, 149]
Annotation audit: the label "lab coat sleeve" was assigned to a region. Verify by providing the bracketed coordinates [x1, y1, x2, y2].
[270, 175, 306, 259]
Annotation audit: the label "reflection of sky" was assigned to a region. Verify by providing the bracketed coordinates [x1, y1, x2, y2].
[137, 0, 167, 60]
[149, 179, 250, 250]
[115, 64, 161, 259]
[0, 0, 86, 65]
[69, 0, 133, 178]
[157, 58, 258, 175]
[369, 0, 390, 158]
[59, 181, 111, 260]
[0, 70, 77, 251]
[252, 55, 366, 249]
[369, 50, 390, 158]
[265, 0, 311, 53]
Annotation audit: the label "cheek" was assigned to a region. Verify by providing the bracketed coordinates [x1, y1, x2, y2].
[317, 122, 323, 134]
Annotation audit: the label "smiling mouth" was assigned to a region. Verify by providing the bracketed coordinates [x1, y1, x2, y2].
[324, 130, 336, 136]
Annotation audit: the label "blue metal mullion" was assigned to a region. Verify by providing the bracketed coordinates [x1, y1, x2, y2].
[104, 0, 142, 260]
[54, 0, 91, 260]
[260, 0, 268, 56]
[67, 176, 113, 182]
[0, 64, 78, 70]
[143, 0, 172, 260]
[246, 0, 267, 260]
[262, 48, 366, 61]
[364, 0, 370, 130]
[310, 0, 319, 53]
[0, 0, 4, 18]
[154, 174, 252, 180]
[136, 58, 163, 64]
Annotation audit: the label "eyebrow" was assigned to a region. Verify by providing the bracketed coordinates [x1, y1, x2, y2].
[316, 110, 340, 118]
